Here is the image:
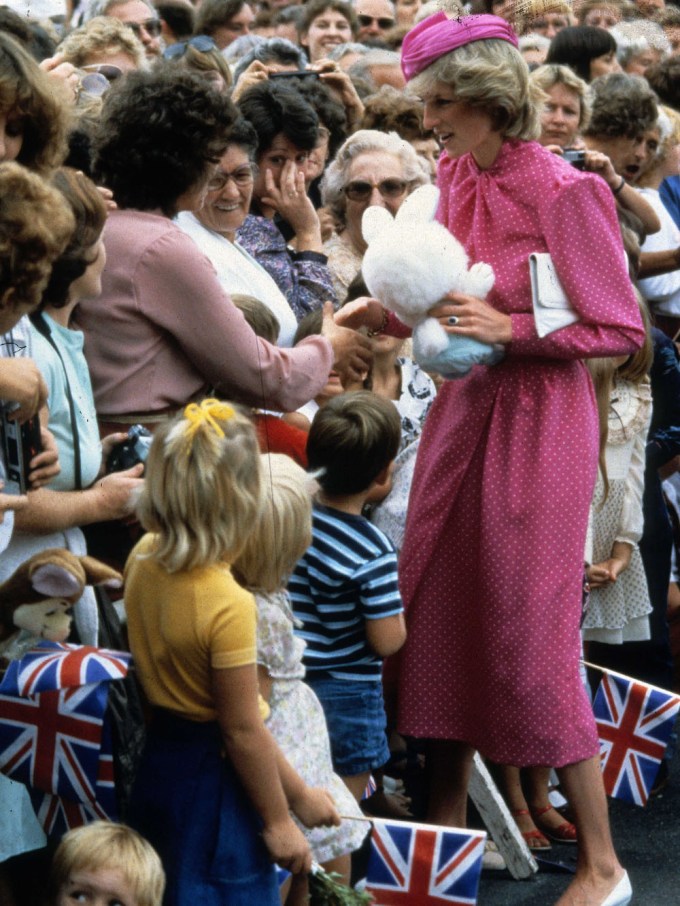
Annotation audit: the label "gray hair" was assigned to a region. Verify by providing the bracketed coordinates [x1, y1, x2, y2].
[86, 0, 154, 21]
[233, 37, 308, 82]
[518, 32, 551, 54]
[352, 0, 395, 12]
[415, 0, 463, 23]
[327, 41, 369, 61]
[610, 20, 670, 66]
[321, 128, 430, 225]
[348, 48, 401, 92]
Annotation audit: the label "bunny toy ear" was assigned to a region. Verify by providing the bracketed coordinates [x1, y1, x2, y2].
[362, 205, 393, 245]
[394, 184, 440, 226]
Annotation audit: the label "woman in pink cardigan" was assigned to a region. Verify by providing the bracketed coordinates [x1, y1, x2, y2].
[75, 67, 370, 433]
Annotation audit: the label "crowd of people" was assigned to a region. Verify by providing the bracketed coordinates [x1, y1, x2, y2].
[0, 0, 679, 904]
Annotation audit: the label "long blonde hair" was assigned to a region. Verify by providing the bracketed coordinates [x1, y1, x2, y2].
[137, 400, 263, 573]
[233, 453, 314, 593]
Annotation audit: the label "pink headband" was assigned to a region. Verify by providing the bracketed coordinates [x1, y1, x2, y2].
[401, 13, 519, 81]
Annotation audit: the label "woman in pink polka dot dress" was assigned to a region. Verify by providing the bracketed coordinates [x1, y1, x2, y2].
[379, 13, 643, 906]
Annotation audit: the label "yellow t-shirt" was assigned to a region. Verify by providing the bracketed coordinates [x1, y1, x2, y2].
[125, 534, 261, 722]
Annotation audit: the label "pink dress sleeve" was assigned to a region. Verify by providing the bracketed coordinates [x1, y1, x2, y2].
[509, 177, 645, 359]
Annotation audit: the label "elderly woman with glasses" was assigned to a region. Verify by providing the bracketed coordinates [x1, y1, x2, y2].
[320, 129, 430, 303]
[176, 115, 300, 345]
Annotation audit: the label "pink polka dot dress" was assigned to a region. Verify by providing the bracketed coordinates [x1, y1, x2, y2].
[397, 140, 646, 767]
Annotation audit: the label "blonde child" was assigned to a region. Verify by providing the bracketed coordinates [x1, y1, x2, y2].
[583, 318, 655, 644]
[234, 453, 368, 905]
[123, 400, 339, 906]
[48, 821, 165, 906]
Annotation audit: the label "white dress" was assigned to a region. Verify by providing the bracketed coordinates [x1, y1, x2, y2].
[582, 378, 653, 643]
[255, 590, 367, 863]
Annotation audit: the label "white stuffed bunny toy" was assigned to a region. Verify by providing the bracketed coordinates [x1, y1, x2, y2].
[361, 183, 504, 378]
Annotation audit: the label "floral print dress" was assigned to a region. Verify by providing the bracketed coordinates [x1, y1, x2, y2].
[255, 590, 367, 862]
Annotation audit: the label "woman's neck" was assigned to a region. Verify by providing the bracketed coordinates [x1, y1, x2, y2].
[44, 299, 78, 328]
[371, 354, 401, 399]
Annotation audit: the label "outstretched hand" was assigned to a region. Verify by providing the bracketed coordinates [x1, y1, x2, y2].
[321, 301, 372, 383]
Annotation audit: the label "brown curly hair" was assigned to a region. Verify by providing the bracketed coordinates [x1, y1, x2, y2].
[360, 85, 434, 142]
[0, 163, 75, 314]
[0, 32, 69, 175]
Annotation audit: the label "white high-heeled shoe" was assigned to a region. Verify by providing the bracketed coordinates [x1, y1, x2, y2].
[601, 871, 632, 906]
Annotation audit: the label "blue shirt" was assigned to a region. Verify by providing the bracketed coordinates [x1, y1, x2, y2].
[288, 503, 403, 681]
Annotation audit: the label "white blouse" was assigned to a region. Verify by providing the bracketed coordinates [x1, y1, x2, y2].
[176, 211, 299, 347]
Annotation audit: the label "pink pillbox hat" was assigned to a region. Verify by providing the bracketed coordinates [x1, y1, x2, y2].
[400, 12, 519, 81]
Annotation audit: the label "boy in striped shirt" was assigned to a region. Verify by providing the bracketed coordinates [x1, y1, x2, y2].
[289, 391, 406, 802]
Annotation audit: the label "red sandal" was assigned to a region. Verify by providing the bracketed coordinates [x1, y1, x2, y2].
[530, 805, 578, 844]
[510, 809, 552, 851]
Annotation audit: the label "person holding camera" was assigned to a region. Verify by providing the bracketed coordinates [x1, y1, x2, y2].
[0, 168, 144, 646]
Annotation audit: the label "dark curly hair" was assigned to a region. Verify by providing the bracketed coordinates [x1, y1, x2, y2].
[93, 66, 237, 215]
[285, 77, 347, 158]
[0, 32, 69, 174]
[584, 72, 658, 140]
[42, 168, 107, 310]
[0, 162, 74, 313]
[545, 25, 616, 82]
[237, 79, 319, 155]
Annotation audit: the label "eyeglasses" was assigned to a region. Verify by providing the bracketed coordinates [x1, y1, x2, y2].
[207, 164, 259, 191]
[125, 17, 162, 38]
[81, 63, 123, 81]
[163, 35, 217, 58]
[344, 178, 407, 201]
[357, 13, 395, 28]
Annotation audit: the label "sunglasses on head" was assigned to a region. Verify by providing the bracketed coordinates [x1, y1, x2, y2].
[163, 34, 217, 58]
[344, 178, 407, 201]
[125, 17, 162, 38]
[357, 13, 395, 28]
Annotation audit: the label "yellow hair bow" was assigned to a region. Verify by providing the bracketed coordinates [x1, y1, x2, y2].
[183, 398, 235, 445]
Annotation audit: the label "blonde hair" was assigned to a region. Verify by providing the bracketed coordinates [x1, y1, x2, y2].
[49, 821, 165, 906]
[407, 38, 544, 142]
[530, 63, 592, 132]
[137, 399, 263, 572]
[58, 16, 147, 69]
[586, 291, 652, 496]
[234, 453, 314, 593]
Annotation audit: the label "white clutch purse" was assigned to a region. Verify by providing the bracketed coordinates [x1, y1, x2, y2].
[529, 252, 579, 338]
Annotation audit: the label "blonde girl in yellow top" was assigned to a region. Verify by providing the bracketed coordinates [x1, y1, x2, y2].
[124, 400, 339, 906]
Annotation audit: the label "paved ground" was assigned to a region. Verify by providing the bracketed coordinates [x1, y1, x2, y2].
[477, 748, 680, 905]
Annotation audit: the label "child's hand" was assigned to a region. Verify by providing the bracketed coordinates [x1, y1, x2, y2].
[262, 817, 312, 875]
[290, 785, 340, 829]
[587, 544, 632, 588]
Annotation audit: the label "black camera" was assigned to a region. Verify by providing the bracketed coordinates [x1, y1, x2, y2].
[0, 409, 42, 494]
[563, 149, 586, 170]
[106, 424, 152, 473]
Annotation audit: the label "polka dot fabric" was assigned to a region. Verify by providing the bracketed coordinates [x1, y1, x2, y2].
[397, 140, 645, 767]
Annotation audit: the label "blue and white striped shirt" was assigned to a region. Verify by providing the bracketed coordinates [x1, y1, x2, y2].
[288, 503, 403, 681]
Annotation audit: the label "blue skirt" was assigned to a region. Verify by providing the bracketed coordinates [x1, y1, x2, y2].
[128, 710, 279, 906]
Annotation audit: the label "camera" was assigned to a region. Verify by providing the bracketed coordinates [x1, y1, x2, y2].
[0, 409, 42, 494]
[563, 149, 586, 170]
[106, 424, 152, 474]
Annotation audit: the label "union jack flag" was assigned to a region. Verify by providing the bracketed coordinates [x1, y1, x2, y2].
[593, 672, 680, 807]
[365, 818, 486, 905]
[0, 640, 130, 696]
[0, 642, 129, 832]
